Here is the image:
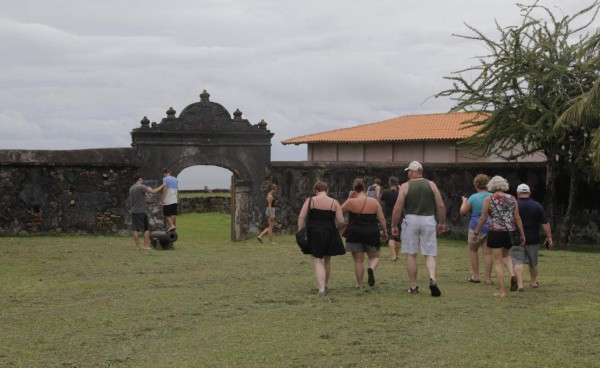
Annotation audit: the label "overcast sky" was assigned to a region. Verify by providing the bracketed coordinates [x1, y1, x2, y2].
[1, 0, 597, 188]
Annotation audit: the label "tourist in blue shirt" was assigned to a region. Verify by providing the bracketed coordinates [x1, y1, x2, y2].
[460, 174, 493, 285]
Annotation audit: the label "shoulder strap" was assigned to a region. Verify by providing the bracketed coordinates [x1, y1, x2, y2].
[330, 199, 335, 210]
[490, 196, 512, 229]
[355, 197, 368, 214]
[347, 197, 369, 227]
[304, 197, 313, 223]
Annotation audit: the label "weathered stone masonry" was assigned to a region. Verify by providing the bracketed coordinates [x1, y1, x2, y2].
[1, 91, 598, 242]
[1, 154, 599, 241]
[0, 149, 138, 234]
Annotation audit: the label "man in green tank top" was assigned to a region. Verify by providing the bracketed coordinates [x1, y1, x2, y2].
[391, 161, 446, 297]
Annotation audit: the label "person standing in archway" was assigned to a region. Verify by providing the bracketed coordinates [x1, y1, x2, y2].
[161, 168, 179, 232]
[257, 184, 277, 244]
[128, 176, 163, 250]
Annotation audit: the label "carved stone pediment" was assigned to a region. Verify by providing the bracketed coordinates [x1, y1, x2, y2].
[133, 90, 269, 134]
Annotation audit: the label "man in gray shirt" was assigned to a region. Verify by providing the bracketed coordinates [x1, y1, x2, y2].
[129, 176, 162, 250]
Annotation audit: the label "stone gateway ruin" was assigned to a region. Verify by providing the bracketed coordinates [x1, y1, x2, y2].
[0, 91, 274, 240]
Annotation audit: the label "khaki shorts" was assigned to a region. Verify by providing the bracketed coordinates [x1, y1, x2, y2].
[468, 230, 488, 251]
[511, 244, 539, 267]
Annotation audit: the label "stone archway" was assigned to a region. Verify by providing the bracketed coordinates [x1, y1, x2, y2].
[131, 90, 273, 241]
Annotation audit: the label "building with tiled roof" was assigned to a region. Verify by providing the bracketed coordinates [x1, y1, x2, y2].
[282, 112, 545, 163]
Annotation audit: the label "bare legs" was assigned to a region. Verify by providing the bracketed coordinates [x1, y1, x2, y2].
[352, 251, 380, 288]
[133, 231, 141, 250]
[515, 263, 539, 289]
[514, 263, 525, 289]
[529, 265, 539, 287]
[425, 255, 437, 282]
[468, 245, 481, 281]
[258, 218, 275, 243]
[492, 247, 514, 297]
[405, 253, 437, 287]
[406, 253, 418, 289]
[166, 215, 176, 231]
[468, 242, 492, 284]
[313, 256, 331, 294]
[388, 240, 400, 260]
[483, 244, 493, 285]
[133, 230, 151, 251]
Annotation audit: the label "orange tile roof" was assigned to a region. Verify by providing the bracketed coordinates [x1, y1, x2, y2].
[281, 112, 488, 145]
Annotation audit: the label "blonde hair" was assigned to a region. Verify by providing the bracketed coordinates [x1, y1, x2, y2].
[487, 175, 509, 192]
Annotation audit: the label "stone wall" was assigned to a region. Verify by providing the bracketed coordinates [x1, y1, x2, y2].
[1, 151, 598, 242]
[268, 161, 600, 242]
[0, 149, 139, 234]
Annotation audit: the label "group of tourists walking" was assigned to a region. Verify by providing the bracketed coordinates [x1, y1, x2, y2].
[294, 161, 552, 298]
[295, 161, 446, 297]
[462, 175, 552, 297]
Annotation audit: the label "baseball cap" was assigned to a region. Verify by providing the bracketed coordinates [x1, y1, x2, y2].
[517, 184, 530, 193]
[405, 161, 423, 171]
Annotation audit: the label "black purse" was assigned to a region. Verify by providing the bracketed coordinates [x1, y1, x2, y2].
[295, 227, 309, 252]
[296, 197, 312, 253]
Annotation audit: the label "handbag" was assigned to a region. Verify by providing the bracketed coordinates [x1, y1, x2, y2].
[296, 197, 312, 253]
[490, 195, 521, 246]
[509, 230, 521, 247]
[295, 226, 310, 253]
[342, 197, 368, 238]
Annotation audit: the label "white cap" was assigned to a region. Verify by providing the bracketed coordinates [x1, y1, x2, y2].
[405, 161, 423, 171]
[517, 184, 530, 193]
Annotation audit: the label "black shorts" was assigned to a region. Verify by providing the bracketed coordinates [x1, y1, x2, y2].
[163, 204, 178, 216]
[131, 213, 149, 232]
[487, 231, 512, 249]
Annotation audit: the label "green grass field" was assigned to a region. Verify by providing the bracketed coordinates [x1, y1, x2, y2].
[1, 213, 599, 367]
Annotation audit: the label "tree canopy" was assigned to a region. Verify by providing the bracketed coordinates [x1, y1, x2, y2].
[437, 0, 600, 166]
[436, 0, 600, 242]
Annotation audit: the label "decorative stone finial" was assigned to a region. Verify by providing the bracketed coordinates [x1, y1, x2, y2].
[257, 119, 268, 130]
[166, 107, 176, 119]
[233, 108, 243, 120]
[140, 116, 150, 128]
[200, 90, 210, 102]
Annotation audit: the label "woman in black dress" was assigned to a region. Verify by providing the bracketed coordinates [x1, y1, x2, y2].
[341, 178, 388, 288]
[297, 181, 346, 297]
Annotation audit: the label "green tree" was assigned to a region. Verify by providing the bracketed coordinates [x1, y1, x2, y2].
[556, 76, 600, 178]
[436, 0, 600, 243]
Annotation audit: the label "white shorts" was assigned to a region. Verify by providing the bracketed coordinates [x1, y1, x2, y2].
[400, 214, 438, 256]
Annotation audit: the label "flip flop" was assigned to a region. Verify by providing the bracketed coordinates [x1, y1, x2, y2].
[468, 277, 481, 284]
[531, 282, 539, 288]
[256, 236, 263, 243]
